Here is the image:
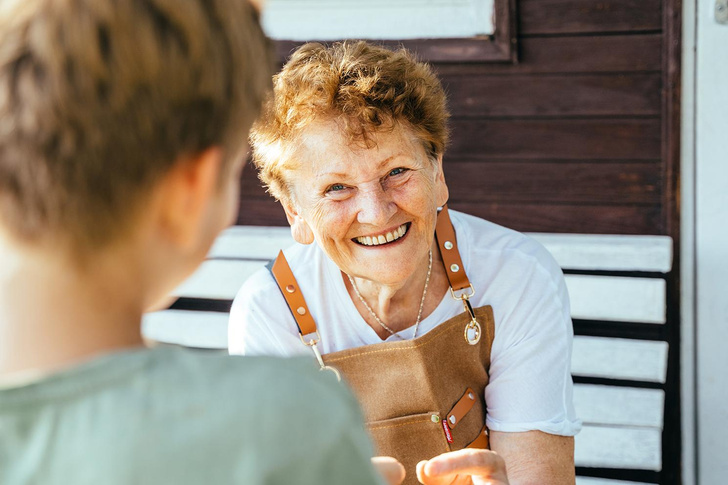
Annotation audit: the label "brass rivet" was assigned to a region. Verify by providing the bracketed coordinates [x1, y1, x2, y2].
[296, 307, 306, 315]
[468, 392, 475, 401]
[431, 415, 440, 423]
[285, 285, 295, 293]
[444, 241, 454, 250]
[450, 264, 460, 273]
[449, 415, 457, 425]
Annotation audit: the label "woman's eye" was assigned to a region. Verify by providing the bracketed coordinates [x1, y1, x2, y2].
[326, 183, 346, 193]
[389, 167, 408, 177]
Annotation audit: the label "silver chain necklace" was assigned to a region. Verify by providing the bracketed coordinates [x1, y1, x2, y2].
[347, 249, 432, 340]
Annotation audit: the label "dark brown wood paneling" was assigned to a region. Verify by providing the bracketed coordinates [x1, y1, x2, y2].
[519, 0, 663, 35]
[447, 201, 661, 234]
[443, 161, 662, 204]
[448, 118, 662, 160]
[435, 35, 662, 75]
[237, 198, 287, 226]
[443, 74, 661, 117]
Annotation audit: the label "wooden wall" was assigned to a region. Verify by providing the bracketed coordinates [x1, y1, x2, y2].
[237, 0, 679, 239]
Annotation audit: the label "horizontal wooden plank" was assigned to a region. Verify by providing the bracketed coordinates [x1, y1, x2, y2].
[572, 336, 669, 383]
[178, 261, 666, 324]
[566, 275, 666, 324]
[142, 310, 229, 349]
[576, 425, 661, 471]
[576, 478, 649, 485]
[519, 0, 662, 35]
[443, 201, 662, 235]
[443, 161, 662, 205]
[434, 35, 662, 75]
[172, 260, 261, 300]
[211, 226, 672, 273]
[574, 384, 665, 428]
[443, 74, 661, 117]
[448, 119, 662, 161]
[208, 226, 294, 260]
[529, 233, 672, 272]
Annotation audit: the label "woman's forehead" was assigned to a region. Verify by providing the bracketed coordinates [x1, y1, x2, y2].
[294, 119, 424, 169]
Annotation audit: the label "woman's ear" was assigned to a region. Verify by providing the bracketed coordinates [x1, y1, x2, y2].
[434, 154, 449, 207]
[281, 198, 315, 245]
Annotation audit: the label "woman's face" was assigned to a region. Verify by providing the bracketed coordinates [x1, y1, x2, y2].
[282, 119, 448, 286]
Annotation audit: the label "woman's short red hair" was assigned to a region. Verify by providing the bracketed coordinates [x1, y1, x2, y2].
[250, 41, 450, 201]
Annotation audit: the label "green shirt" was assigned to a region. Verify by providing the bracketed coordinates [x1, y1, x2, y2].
[0, 346, 383, 485]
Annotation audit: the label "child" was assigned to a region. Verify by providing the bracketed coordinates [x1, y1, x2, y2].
[0, 1, 385, 483]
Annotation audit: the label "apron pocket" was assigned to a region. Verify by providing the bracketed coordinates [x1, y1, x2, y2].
[367, 412, 451, 484]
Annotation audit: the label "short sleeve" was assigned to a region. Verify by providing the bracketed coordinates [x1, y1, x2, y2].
[484, 251, 581, 436]
[228, 268, 308, 357]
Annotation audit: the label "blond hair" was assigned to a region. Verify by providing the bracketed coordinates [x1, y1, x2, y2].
[250, 41, 449, 201]
[0, 0, 274, 249]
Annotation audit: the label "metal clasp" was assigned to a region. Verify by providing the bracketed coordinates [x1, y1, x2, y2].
[300, 332, 341, 381]
[450, 287, 481, 345]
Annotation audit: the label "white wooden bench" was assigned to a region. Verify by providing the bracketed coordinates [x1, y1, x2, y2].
[143, 226, 673, 485]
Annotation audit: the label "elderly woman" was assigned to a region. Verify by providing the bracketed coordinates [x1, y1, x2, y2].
[229, 41, 580, 484]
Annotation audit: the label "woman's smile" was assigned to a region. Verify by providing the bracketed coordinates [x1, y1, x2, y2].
[353, 222, 410, 247]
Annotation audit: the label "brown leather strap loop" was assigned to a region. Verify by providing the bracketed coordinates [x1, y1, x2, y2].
[270, 251, 318, 336]
[465, 426, 490, 449]
[435, 205, 472, 291]
[446, 387, 477, 429]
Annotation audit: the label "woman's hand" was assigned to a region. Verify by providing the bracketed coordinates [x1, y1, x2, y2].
[372, 456, 406, 485]
[415, 449, 509, 485]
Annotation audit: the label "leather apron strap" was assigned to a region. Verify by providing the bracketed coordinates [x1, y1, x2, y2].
[435, 204, 472, 293]
[270, 252, 317, 337]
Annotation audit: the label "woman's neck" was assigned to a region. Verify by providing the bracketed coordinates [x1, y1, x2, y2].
[345, 239, 450, 338]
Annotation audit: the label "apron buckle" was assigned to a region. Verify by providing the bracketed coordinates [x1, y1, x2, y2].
[300, 332, 342, 381]
[459, 295, 482, 346]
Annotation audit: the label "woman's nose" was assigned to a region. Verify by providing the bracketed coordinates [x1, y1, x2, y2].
[355, 185, 396, 226]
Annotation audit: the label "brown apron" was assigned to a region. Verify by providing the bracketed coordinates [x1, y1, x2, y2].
[270, 206, 495, 484]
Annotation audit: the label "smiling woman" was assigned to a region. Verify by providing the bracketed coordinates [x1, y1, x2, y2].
[229, 41, 580, 485]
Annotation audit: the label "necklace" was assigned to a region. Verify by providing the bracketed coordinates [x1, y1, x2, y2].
[347, 249, 432, 340]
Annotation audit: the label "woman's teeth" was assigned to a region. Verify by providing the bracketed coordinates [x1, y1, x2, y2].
[355, 224, 407, 246]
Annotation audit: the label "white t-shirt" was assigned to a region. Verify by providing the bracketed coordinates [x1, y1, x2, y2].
[229, 209, 581, 436]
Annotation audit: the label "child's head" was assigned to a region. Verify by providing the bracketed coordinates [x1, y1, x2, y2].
[0, 0, 274, 255]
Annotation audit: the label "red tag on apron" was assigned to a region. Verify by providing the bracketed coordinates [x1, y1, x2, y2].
[442, 420, 453, 444]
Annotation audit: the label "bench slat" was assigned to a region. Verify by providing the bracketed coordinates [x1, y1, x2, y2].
[210, 226, 673, 273]
[576, 425, 662, 471]
[576, 478, 650, 485]
[572, 336, 668, 383]
[566, 275, 666, 324]
[173, 261, 667, 325]
[573, 384, 665, 429]
[143, 311, 669, 384]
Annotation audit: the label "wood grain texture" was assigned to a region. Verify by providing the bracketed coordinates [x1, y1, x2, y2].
[434, 35, 662, 75]
[519, 0, 663, 35]
[443, 74, 661, 117]
[442, 161, 662, 204]
[447, 119, 662, 160]
[444, 201, 662, 234]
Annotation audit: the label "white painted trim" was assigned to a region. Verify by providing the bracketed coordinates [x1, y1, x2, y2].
[681, 0, 698, 483]
[695, 1, 728, 483]
[260, 0, 495, 41]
